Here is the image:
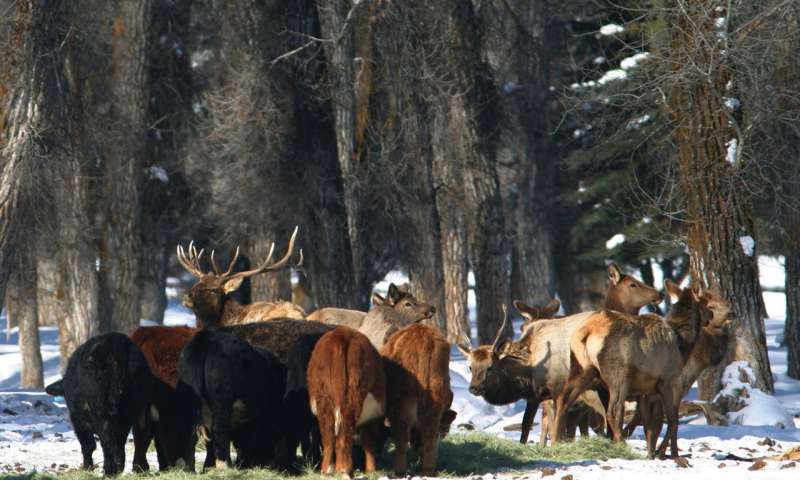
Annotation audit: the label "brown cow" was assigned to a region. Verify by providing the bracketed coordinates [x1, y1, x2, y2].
[130, 326, 198, 472]
[381, 323, 452, 476]
[176, 227, 305, 329]
[307, 327, 386, 477]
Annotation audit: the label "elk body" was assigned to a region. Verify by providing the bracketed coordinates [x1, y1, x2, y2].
[306, 284, 436, 348]
[177, 227, 305, 328]
[553, 281, 731, 458]
[461, 264, 662, 445]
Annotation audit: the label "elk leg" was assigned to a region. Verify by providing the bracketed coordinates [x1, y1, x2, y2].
[520, 399, 539, 444]
[539, 401, 551, 446]
[554, 368, 598, 443]
[655, 382, 679, 458]
[606, 377, 628, 442]
[639, 398, 655, 458]
[624, 403, 642, 438]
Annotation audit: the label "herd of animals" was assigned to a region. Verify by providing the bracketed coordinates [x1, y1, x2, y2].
[41, 226, 734, 477]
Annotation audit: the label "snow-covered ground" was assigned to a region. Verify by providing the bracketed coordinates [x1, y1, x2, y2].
[2, 258, 800, 478]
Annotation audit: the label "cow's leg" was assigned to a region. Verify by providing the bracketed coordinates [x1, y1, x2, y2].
[210, 402, 233, 468]
[360, 419, 383, 473]
[132, 409, 152, 472]
[520, 400, 539, 444]
[98, 420, 128, 476]
[419, 421, 440, 476]
[319, 416, 335, 475]
[72, 418, 96, 471]
[334, 418, 354, 477]
[391, 415, 412, 477]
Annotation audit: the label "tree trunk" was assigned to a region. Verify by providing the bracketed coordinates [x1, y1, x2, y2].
[787, 233, 800, 378]
[139, 235, 168, 324]
[36, 254, 65, 328]
[97, 0, 150, 333]
[249, 235, 293, 302]
[667, 1, 773, 396]
[8, 246, 43, 388]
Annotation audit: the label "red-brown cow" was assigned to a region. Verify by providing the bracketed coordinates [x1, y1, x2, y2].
[130, 326, 198, 472]
[307, 327, 386, 477]
[381, 323, 452, 476]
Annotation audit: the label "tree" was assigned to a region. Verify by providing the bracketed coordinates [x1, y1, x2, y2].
[7, 245, 42, 388]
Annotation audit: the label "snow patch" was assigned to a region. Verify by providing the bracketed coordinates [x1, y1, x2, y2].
[147, 165, 168, 184]
[598, 69, 627, 85]
[191, 49, 213, 69]
[724, 97, 740, 110]
[627, 114, 651, 130]
[606, 233, 626, 250]
[621, 53, 650, 70]
[739, 235, 755, 257]
[716, 361, 795, 429]
[600, 23, 624, 35]
[726, 138, 738, 165]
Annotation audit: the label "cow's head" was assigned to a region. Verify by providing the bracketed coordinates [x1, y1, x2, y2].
[372, 283, 436, 323]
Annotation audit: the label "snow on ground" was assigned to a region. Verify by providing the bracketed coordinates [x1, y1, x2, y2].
[2, 257, 800, 477]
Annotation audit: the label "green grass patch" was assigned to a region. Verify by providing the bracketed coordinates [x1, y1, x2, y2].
[1, 433, 639, 480]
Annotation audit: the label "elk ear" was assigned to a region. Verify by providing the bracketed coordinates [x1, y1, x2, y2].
[496, 340, 513, 359]
[664, 279, 682, 302]
[222, 276, 245, 294]
[513, 300, 535, 321]
[456, 334, 472, 358]
[371, 292, 386, 307]
[387, 283, 401, 305]
[608, 263, 623, 286]
[542, 299, 561, 317]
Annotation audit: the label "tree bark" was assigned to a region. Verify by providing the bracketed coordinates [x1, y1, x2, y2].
[36, 254, 65, 329]
[96, 0, 150, 333]
[787, 233, 800, 378]
[249, 235, 293, 302]
[8, 246, 43, 388]
[667, 1, 773, 396]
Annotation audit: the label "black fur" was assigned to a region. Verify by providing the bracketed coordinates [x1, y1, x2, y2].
[284, 332, 326, 466]
[178, 329, 286, 469]
[54, 332, 154, 476]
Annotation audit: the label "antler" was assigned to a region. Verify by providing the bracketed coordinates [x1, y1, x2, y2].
[492, 304, 510, 353]
[224, 226, 301, 283]
[177, 240, 206, 278]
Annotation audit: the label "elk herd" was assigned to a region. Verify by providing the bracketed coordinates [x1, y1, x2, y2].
[43, 227, 734, 476]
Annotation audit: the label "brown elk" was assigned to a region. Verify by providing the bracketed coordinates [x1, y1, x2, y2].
[604, 262, 663, 314]
[551, 280, 731, 458]
[381, 323, 452, 476]
[307, 327, 386, 477]
[177, 227, 305, 328]
[307, 284, 436, 348]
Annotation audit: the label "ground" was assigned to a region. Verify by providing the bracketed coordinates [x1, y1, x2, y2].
[1, 257, 800, 479]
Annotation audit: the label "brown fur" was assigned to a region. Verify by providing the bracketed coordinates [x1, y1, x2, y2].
[381, 324, 452, 476]
[306, 308, 366, 329]
[604, 263, 663, 314]
[222, 319, 334, 364]
[130, 326, 198, 471]
[307, 327, 386, 476]
[553, 283, 730, 458]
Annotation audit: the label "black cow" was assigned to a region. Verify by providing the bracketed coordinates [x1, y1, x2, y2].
[45, 332, 154, 476]
[284, 332, 327, 466]
[178, 329, 286, 470]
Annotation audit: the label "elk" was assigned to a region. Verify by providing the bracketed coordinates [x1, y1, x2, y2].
[306, 283, 436, 348]
[551, 280, 731, 458]
[461, 264, 662, 445]
[177, 227, 305, 328]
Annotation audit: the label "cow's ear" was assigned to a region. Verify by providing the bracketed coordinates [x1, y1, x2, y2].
[387, 283, 401, 305]
[371, 292, 386, 307]
[223, 276, 245, 294]
[608, 263, 623, 286]
[664, 279, 681, 302]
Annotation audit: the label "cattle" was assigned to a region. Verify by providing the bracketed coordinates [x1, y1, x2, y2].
[284, 332, 327, 466]
[307, 283, 436, 348]
[307, 327, 386, 477]
[178, 329, 286, 469]
[129, 326, 197, 472]
[176, 227, 305, 328]
[45, 333, 154, 476]
[381, 323, 452, 476]
[552, 281, 731, 458]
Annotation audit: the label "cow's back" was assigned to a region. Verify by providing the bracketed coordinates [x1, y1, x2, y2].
[222, 319, 334, 364]
[131, 326, 197, 388]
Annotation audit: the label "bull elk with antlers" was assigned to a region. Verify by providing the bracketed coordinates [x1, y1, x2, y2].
[177, 227, 306, 328]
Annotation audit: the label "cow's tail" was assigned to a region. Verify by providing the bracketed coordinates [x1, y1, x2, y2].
[331, 339, 348, 437]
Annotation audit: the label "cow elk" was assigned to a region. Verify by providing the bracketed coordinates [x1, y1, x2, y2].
[552, 280, 731, 458]
[381, 323, 453, 476]
[177, 227, 305, 328]
[307, 327, 387, 477]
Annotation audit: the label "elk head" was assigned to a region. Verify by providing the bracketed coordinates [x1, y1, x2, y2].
[605, 262, 663, 314]
[176, 227, 302, 328]
[371, 283, 436, 323]
[664, 279, 732, 361]
[458, 306, 531, 405]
